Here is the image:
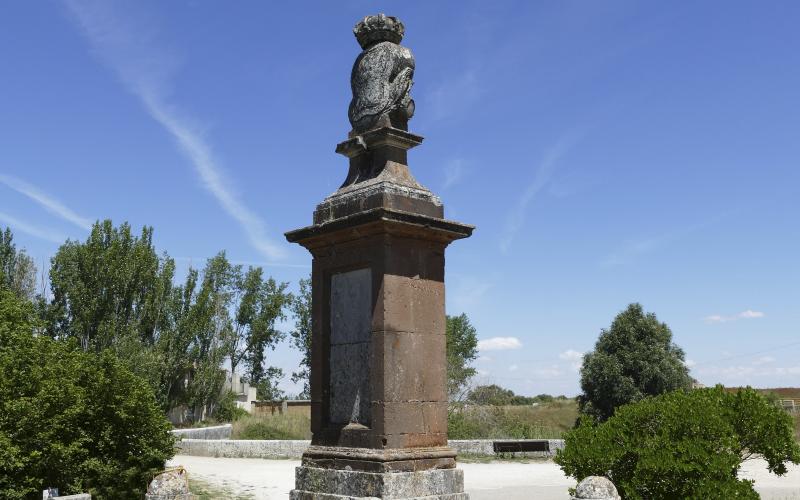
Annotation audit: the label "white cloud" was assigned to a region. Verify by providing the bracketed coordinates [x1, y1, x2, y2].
[477, 336, 523, 351]
[704, 310, 765, 324]
[0, 175, 93, 230]
[753, 356, 776, 366]
[65, 1, 285, 260]
[559, 349, 584, 371]
[500, 134, 577, 253]
[476, 356, 492, 363]
[508, 364, 519, 372]
[684, 359, 696, 368]
[0, 212, 65, 243]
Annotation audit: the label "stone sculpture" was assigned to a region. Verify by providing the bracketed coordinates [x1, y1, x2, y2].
[348, 14, 415, 134]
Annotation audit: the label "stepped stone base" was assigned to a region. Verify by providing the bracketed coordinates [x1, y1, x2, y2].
[289, 466, 468, 499]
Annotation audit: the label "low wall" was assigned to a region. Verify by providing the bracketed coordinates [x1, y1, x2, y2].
[175, 438, 564, 459]
[53, 495, 91, 500]
[171, 424, 232, 440]
[177, 439, 311, 458]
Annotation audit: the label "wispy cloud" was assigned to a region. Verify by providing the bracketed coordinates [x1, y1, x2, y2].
[0, 175, 93, 230]
[426, 69, 482, 121]
[478, 336, 523, 351]
[0, 212, 65, 243]
[500, 135, 577, 253]
[602, 213, 730, 268]
[64, 1, 285, 260]
[704, 310, 765, 324]
[443, 159, 465, 189]
[508, 364, 519, 372]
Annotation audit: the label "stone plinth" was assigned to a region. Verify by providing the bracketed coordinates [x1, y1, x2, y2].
[290, 466, 467, 500]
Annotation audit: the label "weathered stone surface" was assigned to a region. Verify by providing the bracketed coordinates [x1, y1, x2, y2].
[330, 268, 372, 425]
[52, 495, 91, 500]
[572, 476, 620, 500]
[170, 423, 231, 440]
[349, 14, 414, 134]
[291, 466, 465, 499]
[145, 467, 192, 500]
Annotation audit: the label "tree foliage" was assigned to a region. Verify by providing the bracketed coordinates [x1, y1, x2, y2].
[289, 277, 311, 398]
[446, 313, 478, 401]
[578, 303, 692, 421]
[555, 386, 800, 499]
[0, 227, 37, 301]
[0, 289, 174, 499]
[45, 220, 291, 418]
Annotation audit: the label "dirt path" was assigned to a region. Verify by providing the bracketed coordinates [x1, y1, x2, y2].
[169, 455, 800, 499]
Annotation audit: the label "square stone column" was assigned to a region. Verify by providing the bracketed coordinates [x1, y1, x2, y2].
[286, 127, 472, 498]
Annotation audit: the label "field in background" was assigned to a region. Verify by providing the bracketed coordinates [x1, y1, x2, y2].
[448, 400, 578, 439]
[232, 412, 312, 440]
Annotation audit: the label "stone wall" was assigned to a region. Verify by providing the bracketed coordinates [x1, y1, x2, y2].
[175, 438, 564, 459]
[170, 424, 232, 440]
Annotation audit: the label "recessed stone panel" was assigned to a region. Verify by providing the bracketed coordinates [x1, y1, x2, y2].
[329, 268, 372, 426]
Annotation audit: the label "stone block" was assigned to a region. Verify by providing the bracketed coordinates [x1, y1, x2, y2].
[290, 466, 467, 499]
[373, 331, 446, 403]
[374, 274, 445, 335]
[371, 401, 448, 436]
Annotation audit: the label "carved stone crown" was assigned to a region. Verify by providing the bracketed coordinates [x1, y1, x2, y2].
[353, 14, 404, 49]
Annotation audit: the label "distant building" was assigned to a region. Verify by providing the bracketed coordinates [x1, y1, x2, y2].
[223, 371, 258, 412]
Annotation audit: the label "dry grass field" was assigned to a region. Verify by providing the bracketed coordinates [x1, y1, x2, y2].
[231, 412, 312, 440]
[448, 400, 579, 439]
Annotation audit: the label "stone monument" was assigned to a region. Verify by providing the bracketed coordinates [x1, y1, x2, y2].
[286, 13, 473, 500]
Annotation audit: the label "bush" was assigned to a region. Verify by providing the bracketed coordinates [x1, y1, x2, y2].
[579, 304, 692, 421]
[214, 391, 249, 423]
[555, 386, 800, 499]
[0, 289, 175, 499]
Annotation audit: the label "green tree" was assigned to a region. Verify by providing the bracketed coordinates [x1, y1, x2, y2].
[0, 289, 174, 499]
[446, 313, 478, 401]
[578, 303, 691, 421]
[555, 386, 800, 499]
[48, 220, 173, 352]
[289, 277, 311, 398]
[0, 227, 37, 301]
[229, 267, 290, 388]
[468, 384, 515, 406]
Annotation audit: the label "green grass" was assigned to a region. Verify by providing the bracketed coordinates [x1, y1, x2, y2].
[448, 400, 578, 439]
[231, 413, 312, 440]
[188, 478, 252, 499]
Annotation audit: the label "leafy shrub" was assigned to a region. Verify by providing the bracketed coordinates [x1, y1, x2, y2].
[0, 289, 175, 499]
[214, 391, 249, 422]
[555, 386, 800, 499]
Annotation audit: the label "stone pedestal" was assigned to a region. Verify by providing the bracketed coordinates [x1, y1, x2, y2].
[286, 126, 472, 498]
[290, 467, 467, 500]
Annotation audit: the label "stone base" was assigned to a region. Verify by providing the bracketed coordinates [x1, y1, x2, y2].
[289, 466, 468, 499]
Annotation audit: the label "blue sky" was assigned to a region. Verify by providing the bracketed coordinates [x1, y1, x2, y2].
[2, 1, 798, 396]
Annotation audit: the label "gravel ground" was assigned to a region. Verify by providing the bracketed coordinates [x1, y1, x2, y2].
[169, 455, 800, 499]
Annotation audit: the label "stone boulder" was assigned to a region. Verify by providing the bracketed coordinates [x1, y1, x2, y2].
[572, 476, 620, 500]
[145, 467, 193, 500]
